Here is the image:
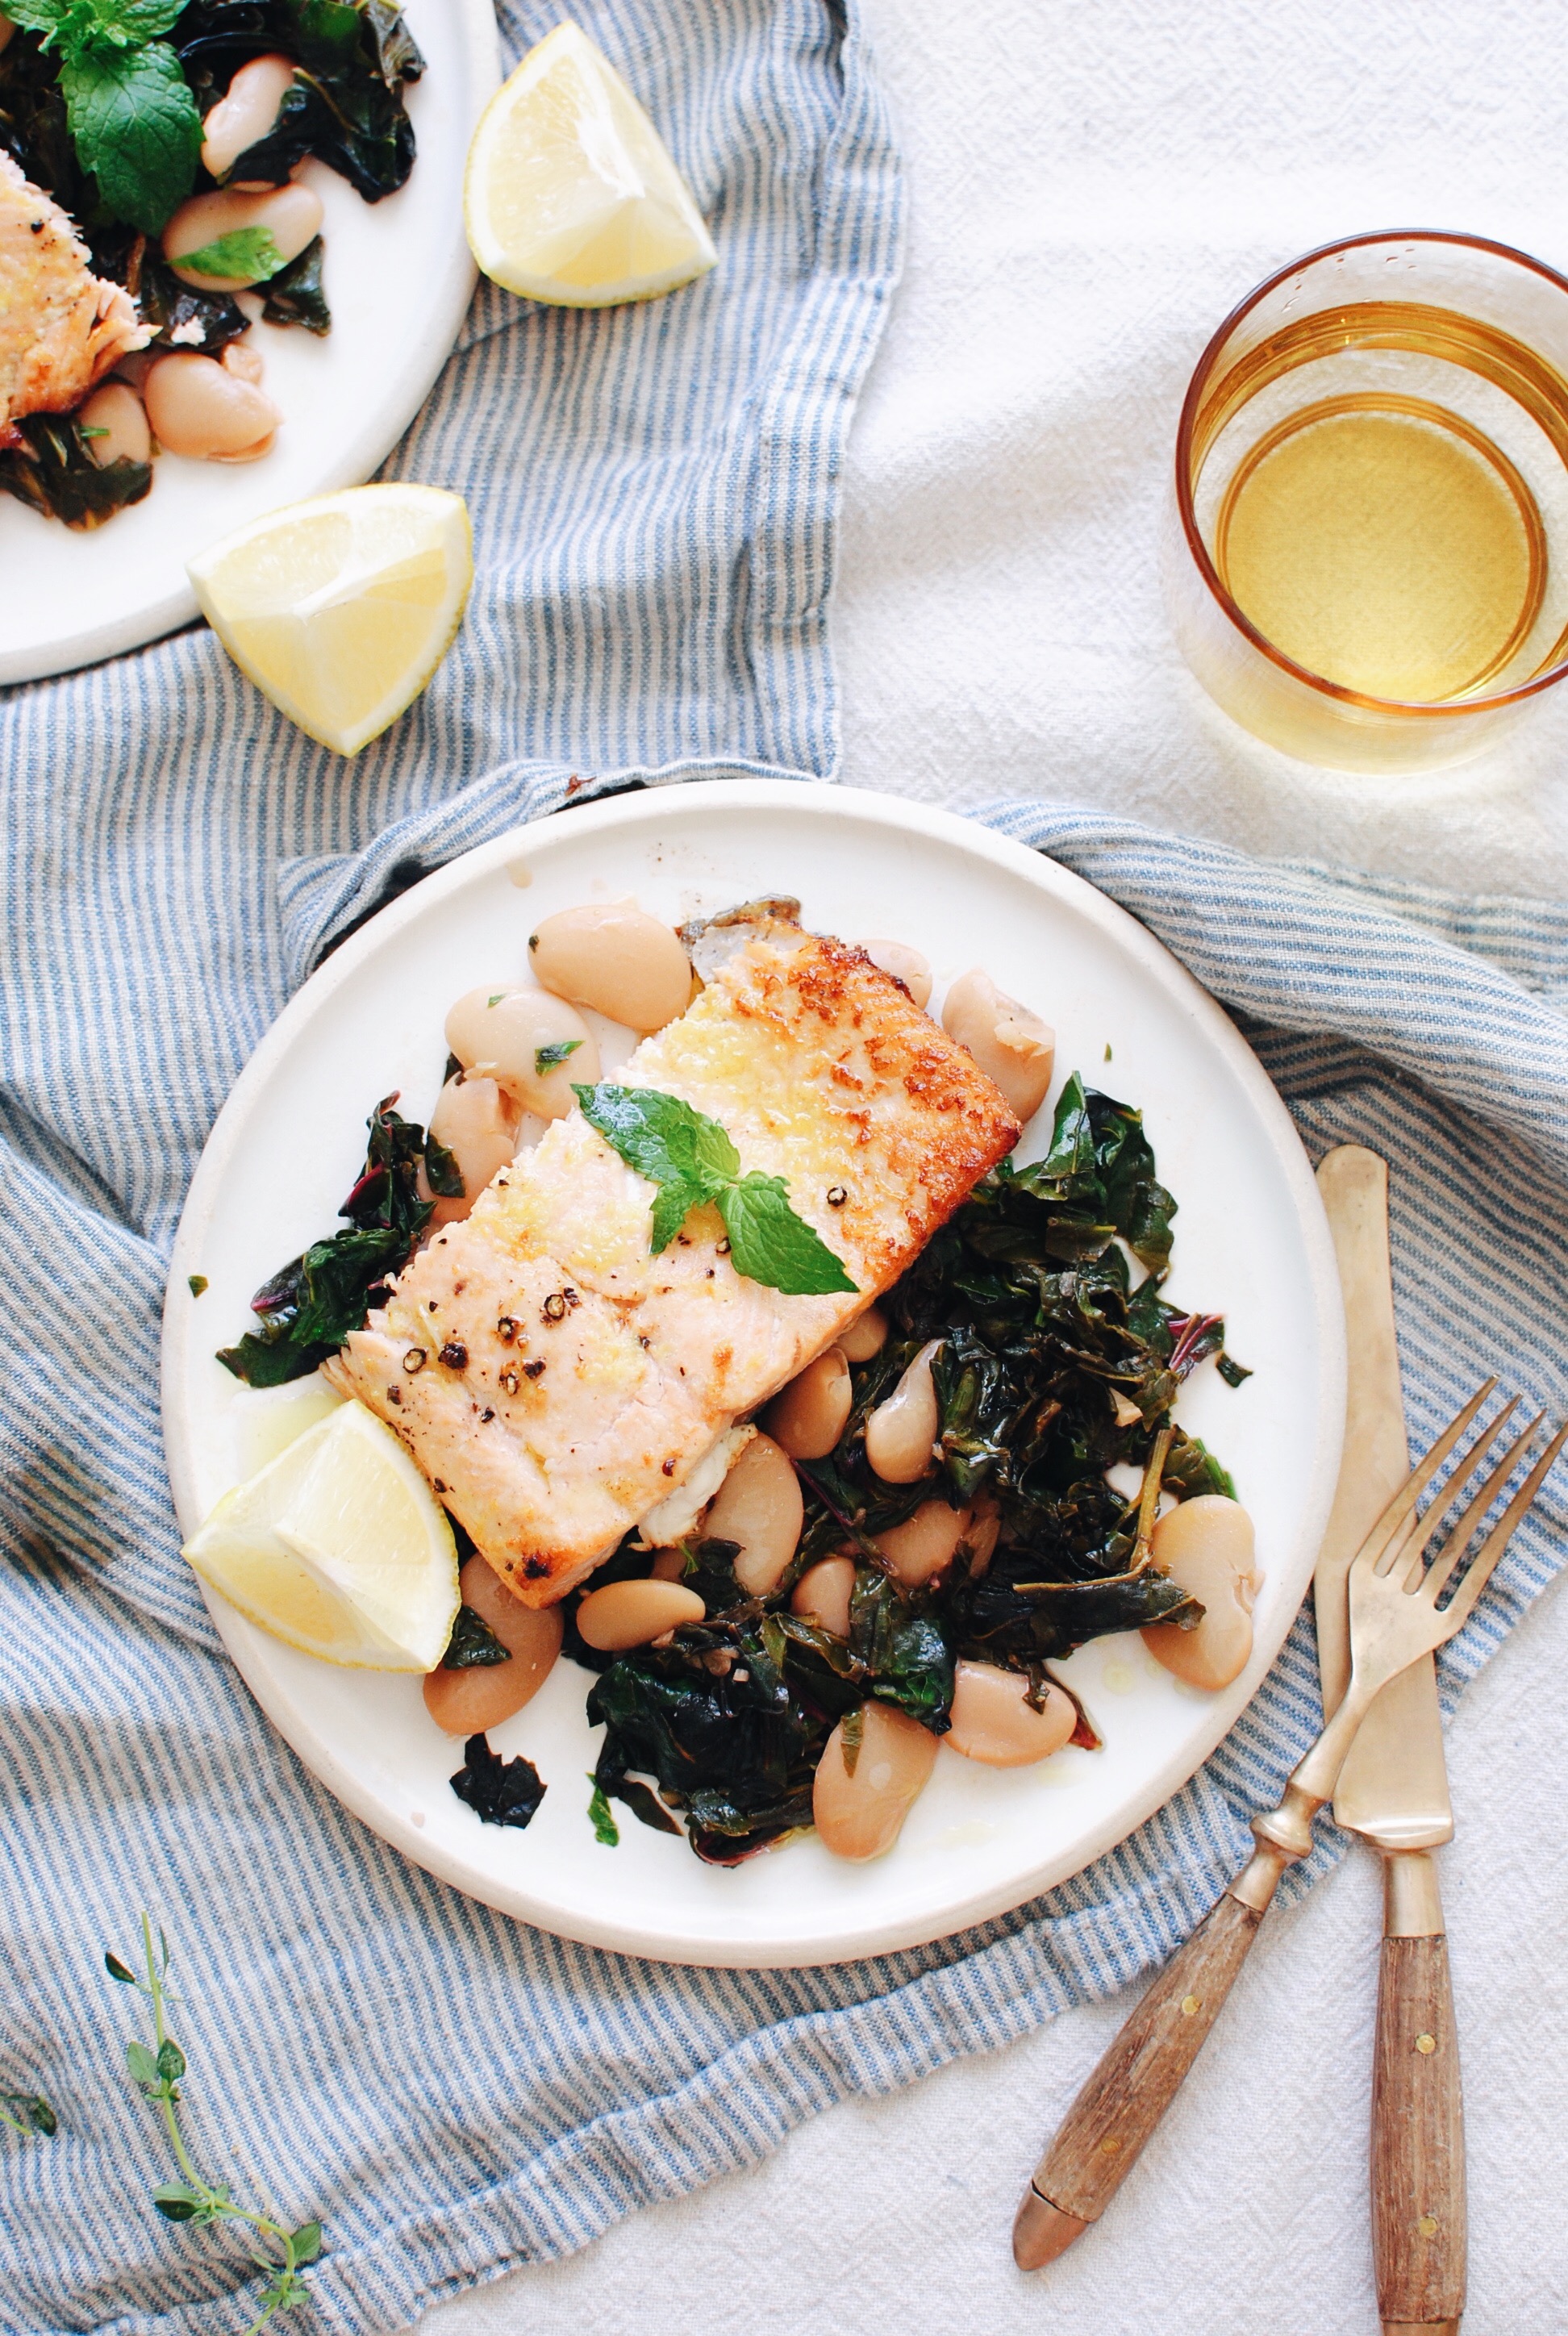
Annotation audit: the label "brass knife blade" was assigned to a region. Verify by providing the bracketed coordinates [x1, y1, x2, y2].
[1314, 1146, 1453, 1849]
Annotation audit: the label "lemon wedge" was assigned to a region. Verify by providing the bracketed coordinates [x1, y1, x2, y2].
[465, 22, 717, 307]
[187, 484, 472, 757]
[183, 1400, 459, 1671]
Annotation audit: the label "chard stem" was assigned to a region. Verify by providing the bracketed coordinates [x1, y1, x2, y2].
[1132, 1427, 1173, 1572]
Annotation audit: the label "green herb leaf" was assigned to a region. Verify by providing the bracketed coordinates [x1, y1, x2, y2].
[59, 40, 201, 231]
[0, 2088, 57, 2138]
[187, 1274, 207, 1297]
[172, 225, 284, 282]
[587, 1779, 620, 1846]
[290, 2221, 323, 2267]
[155, 2038, 186, 2083]
[126, 2039, 160, 2088]
[534, 1037, 583, 1075]
[152, 2180, 206, 2222]
[573, 1083, 854, 1295]
[716, 1173, 857, 1296]
[104, 1950, 137, 1984]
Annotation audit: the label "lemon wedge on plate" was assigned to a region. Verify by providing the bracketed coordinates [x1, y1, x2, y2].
[465, 22, 717, 307]
[183, 1400, 459, 1671]
[187, 483, 472, 757]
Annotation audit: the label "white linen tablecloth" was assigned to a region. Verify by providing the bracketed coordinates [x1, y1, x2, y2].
[419, 0, 1568, 2327]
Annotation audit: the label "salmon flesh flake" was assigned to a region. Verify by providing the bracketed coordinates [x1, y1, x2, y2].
[325, 922, 1021, 1604]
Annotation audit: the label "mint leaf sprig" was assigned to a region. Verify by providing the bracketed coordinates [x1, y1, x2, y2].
[574, 1083, 856, 1298]
[174, 226, 286, 283]
[106, 1915, 323, 2336]
[7, 0, 202, 232]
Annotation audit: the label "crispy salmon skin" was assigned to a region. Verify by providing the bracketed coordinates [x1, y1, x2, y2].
[325, 918, 1020, 1602]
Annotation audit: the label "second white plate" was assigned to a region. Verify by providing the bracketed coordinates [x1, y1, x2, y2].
[161, 782, 1345, 1966]
[0, 0, 498, 686]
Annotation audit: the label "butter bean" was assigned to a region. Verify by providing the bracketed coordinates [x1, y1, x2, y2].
[863, 1338, 942, 1483]
[200, 53, 297, 181]
[874, 1498, 971, 1588]
[422, 1555, 563, 1734]
[419, 1074, 519, 1228]
[444, 985, 598, 1120]
[814, 1703, 937, 1860]
[144, 352, 279, 461]
[942, 968, 1055, 1124]
[704, 1433, 803, 1596]
[1141, 1495, 1260, 1691]
[528, 904, 693, 1031]
[577, 1577, 705, 1651]
[945, 1662, 1076, 1766]
[836, 1304, 889, 1363]
[165, 182, 322, 291]
[762, 1347, 850, 1461]
[790, 1555, 855, 1638]
[78, 382, 150, 469]
[860, 938, 932, 1009]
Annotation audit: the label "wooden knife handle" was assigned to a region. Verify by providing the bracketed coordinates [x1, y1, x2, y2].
[1373, 1913, 1466, 2332]
[1013, 1892, 1263, 2267]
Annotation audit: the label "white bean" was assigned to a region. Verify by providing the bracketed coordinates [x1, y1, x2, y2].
[813, 1704, 937, 1860]
[444, 986, 599, 1121]
[164, 182, 322, 291]
[941, 968, 1055, 1124]
[422, 1555, 562, 1733]
[790, 1555, 855, 1638]
[704, 1433, 803, 1597]
[859, 939, 932, 1009]
[144, 352, 279, 461]
[528, 904, 693, 1031]
[874, 1498, 971, 1588]
[419, 1075, 519, 1228]
[576, 1578, 705, 1651]
[77, 382, 150, 469]
[836, 1304, 889, 1363]
[1141, 1496, 1260, 1691]
[200, 53, 297, 181]
[945, 1662, 1076, 1766]
[762, 1347, 851, 1461]
[863, 1338, 942, 1483]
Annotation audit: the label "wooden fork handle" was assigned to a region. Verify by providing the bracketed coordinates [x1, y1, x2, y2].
[1373, 1857, 1466, 2334]
[1012, 1891, 1264, 2267]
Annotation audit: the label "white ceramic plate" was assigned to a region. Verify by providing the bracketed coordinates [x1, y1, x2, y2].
[0, 0, 498, 686]
[162, 782, 1345, 1966]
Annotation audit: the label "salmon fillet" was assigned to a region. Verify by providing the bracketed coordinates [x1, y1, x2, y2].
[0, 152, 148, 444]
[325, 917, 1020, 1604]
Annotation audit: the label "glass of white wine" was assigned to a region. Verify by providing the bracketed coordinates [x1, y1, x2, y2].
[1166, 232, 1568, 773]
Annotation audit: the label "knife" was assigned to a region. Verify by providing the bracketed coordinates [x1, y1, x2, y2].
[1315, 1146, 1465, 2336]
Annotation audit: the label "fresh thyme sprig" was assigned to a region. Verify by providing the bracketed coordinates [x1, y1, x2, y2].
[106, 1914, 323, 2336]
[0, 2087, 56, 2140]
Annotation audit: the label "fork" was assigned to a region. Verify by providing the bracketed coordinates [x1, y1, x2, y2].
[1012, 1381, 1568, 2271]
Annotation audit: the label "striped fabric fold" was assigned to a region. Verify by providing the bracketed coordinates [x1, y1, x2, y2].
[3, 2, 1567, 2329]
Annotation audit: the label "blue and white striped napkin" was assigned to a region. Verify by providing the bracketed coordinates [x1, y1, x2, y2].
[3, 2, 1568, 2331]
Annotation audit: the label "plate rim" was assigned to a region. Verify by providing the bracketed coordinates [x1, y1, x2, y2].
[161, 778, 1346, 1965]
[0, 0, 500, 688]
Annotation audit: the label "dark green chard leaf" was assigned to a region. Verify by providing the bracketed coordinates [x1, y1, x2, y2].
[136, 244, 250, 350]
[175, 0, 424, 201]
[260, 232, 331, 331]
[440, 1605, 508, 1670]
[449, 1734, 545, 1829]
[0, 412, 150, 529]
[948, 1546, 1201, 1666]
[216, 1093, 446, 1385]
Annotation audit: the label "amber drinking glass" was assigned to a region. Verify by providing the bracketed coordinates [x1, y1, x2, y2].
[1166, 232, 1568, 773]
